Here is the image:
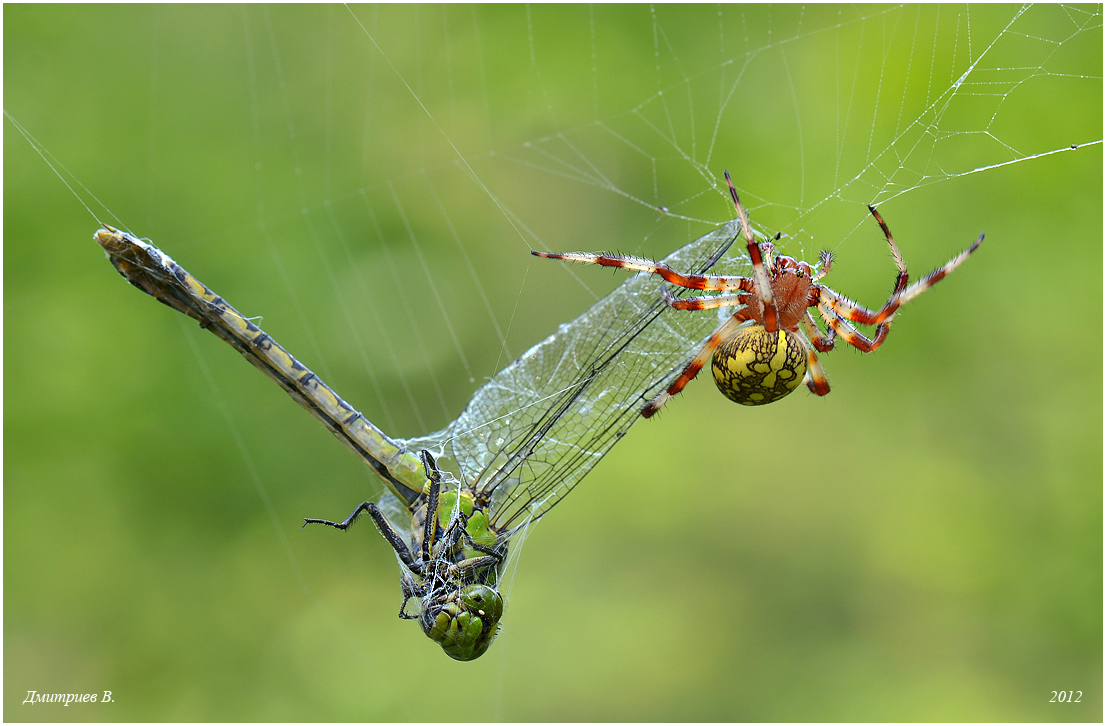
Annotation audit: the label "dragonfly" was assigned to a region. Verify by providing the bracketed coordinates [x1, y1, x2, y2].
[94, 218, 749, 660]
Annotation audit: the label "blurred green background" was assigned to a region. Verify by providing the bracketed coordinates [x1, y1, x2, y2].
[5, 4, 1101, 721]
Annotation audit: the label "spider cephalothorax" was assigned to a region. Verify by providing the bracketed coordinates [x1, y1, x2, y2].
[534, 171, 982, 416]
[689, 239, 826, 406]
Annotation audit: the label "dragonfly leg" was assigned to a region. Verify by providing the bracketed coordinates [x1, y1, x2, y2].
[448, 555, 501, 579]
[435, 506, 502, 558]
[305, 502, 422, 574]
[398, 573, 425, 619]
[435, 505, 471, 550]
[459, 528, 504, 560]
[419, 451, 442, 562]
[303, 501, 375, 530]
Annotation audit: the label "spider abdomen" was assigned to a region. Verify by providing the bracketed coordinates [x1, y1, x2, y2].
[711, 326, 808, 405]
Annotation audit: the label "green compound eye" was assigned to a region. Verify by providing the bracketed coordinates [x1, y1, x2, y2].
[425, 585, 504, 661]
[461, 584, 504, 621]
[711, 325, 808, 405]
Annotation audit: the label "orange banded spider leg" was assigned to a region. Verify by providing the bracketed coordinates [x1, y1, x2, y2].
[796, 314, 831, 396]
[816, 305, 891, 353]
[867, 205, 907, 277]
[725, 170, 779, 332]
[660, 286, 751, 312]
[803, 347, 830, 396]
[533, 170, 982, 415]
[530, 251, 754, 292]
[821, 204, 911, 326]
[800, 310, 836, 353]
[898, 233, 984, 306]
[641, 309, 754, 417]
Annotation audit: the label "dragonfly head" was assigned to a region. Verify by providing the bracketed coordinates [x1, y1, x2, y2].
[422, 584, 504, 661]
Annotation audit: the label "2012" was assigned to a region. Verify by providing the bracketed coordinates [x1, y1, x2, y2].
[1050, 691, 1082, 702]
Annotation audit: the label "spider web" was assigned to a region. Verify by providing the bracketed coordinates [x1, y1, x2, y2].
[4, 3, 1102, 721]
[205, 3, 1100, 437]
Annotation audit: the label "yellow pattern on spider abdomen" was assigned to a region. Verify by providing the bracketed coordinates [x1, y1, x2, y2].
[711, 326, 808, 405]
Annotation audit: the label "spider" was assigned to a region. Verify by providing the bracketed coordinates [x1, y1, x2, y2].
[533, 171, 983, 417]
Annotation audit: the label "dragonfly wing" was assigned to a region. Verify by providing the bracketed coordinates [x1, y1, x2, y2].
[436, 220, 751, 533]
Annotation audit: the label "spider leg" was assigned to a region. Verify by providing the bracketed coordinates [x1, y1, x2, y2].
[661, 286, 751, 311]
[811, 250, 834, 281]
[804, 349, 830, 396]
[825, 207, 983, 327]
[868, 205, 908, 278]
[817, 303, 890, 353]
[725, 170, 780, 331]
[817, 205, 912, 326]
[531, 250, 754, 292]
[642, 308, 754, 417]
[898, 232, 984, 306]
[798, 314, 831, 395]
[820, 282, 912, 326]
[800, 311, 835, 352]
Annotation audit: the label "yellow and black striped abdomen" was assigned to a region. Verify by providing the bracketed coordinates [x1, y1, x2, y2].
[711, 326, 807, 405]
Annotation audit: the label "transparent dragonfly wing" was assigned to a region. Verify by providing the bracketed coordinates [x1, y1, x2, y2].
[403, 219, 752, 535]
[95, 217, 757, 661]
[94, 218, 755, 548]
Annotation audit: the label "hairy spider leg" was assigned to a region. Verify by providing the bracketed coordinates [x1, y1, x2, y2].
[811, 250, 834, 281]
[798, 313, 831, 395]
[530, 251, 755, 293]
[815, 209, 983, 353]
[641, 308, 755, 417]
[819, 205, 911, 327]
[725, 170, 779, 332]
[897, 233, 984, 306]
[816, 303, 892, 353]
[534, 175, 982, 414]
[801, 310, 836, 353]
[660, 286, 751, 311]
